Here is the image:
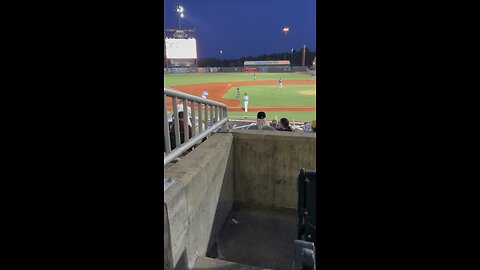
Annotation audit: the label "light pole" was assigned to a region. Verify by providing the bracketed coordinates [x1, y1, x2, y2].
[176, 6, 184, 29]
[282, 27, 289, 60]
[220, 50, 223, 67]
[291, 48, 294, 64]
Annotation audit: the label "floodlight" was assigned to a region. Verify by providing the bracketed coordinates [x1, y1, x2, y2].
[180, 13, 184, 18]
[179, 6, 184, 12]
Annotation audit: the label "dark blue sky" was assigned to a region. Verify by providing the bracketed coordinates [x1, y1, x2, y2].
[164, 0, 316, 59]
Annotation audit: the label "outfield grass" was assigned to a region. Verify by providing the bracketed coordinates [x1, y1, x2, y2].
[228, 111, 316, 122]
[223, 85, 316, 107]
[164, 72, 313, 86]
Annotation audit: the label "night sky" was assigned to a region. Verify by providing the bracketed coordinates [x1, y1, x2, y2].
[163, 0, 316, 59]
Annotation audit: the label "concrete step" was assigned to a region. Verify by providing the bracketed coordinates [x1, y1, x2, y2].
[194, 256, 272, 270]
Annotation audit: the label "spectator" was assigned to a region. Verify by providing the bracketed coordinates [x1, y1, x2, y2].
[277, 118, 293, 131]
[176, 100, 192, 127]
[270, 119, 278, 128]
[248, 111, 276, 131]
[170, 112, 192, 149]
[302, 121, 312, 132]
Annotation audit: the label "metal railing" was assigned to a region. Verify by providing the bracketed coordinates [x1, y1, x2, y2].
[164, 87, 228, 166]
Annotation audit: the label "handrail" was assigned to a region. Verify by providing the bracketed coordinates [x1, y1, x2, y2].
[164, 87, 228, 166]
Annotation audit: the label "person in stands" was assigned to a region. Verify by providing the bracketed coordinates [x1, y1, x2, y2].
[169, 111, 193, 149]
[277, 118, 293, 131]
[176, 100, 192, 127]
[248, 111, 276, 131]
[270, 119, 278, 128]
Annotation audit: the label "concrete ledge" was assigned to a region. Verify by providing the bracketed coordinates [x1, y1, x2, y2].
[165, 133, 235, 269]
[232, 129, 316, 138]
[164, 203, 174, 270]
[164, 180, 188, 269]
[232, 131, 316, 209]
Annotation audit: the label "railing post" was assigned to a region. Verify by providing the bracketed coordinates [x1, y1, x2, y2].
[198, 102, 203, 133]
[172, 97, 180, 148]
[191, 101, 196, 138]
[204, 103, 208, 132]
[221, 107, 227, 131]
[164, 94, 171, 154]
[183, 99, 189, 143]
[210, 104, 213, 129]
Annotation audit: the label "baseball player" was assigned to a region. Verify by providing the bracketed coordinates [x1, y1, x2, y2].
[236, 86, 241, 99]
[278, 78, 283, 89]
[243, 93, 249, 112]
[202, 89, 209, 99]
[253, 73, 256, 81]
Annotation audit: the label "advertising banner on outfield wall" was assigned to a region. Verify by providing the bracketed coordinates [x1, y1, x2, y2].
[208, 67, 221, 73]
[244, 60, 290, 66]
[164, 66, 306, 74]
[164, 68, 198, 73]
[268, 67, 293, 72]
[243, 67, 259, 72]
[220, 67, 242, 72]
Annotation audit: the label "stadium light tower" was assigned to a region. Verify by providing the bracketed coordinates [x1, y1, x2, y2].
[220, 50, 223, 67]
[176, 5, 185, 29]
[282, 27, 289, 60]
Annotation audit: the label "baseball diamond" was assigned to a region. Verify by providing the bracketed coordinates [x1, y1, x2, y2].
[165, 73, 316, 121]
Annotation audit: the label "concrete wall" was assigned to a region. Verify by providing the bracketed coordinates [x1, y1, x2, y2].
[164, 203, 174, 270]
[164, 131, 316, 269]
[232, 130, 316, 210]
[164, 133, 234, 269]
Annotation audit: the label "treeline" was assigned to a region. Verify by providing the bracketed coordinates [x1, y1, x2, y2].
[197, 47, 316, 67]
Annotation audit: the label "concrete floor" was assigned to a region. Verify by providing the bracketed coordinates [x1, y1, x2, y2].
[194, 256, 271, 270]
[210, 208, 297, 270]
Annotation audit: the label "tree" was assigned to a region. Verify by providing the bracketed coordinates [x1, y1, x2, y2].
[197, 49, 316, 67]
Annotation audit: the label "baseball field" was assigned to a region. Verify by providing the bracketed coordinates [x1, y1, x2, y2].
[164, 72, 316, 122]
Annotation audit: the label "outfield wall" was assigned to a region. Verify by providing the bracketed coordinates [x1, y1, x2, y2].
[164, 66, 307, 74]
